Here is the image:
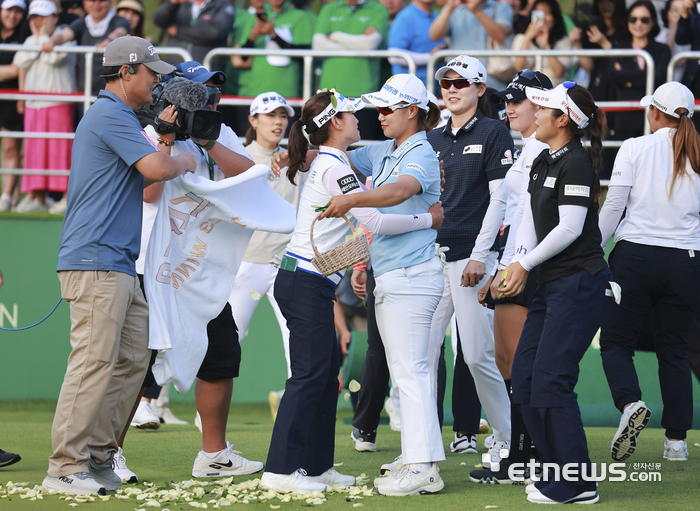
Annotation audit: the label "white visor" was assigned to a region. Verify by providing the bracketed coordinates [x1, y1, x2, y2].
[526, 83, 590, 129]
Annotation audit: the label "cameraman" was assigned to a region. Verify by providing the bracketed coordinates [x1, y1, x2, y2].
[45, 36, 197, 496]
[141, 60, 263, 479]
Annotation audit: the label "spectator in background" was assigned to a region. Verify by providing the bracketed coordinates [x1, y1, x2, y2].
[232, 0, 312, 99]
[512, 0, 575, 86]
[609, 0, 670, 141]
[659, 0, 689, 81]
[676, 0, 700, 128]
[379, 0, 405, 21]
[18, 0, 79, 39]
[62, 0, 85, 17]
[313, 0, 389, 139]
[41, 0, 130, 97]
[115, 0, 144, 39]
[429, 0, 513, 89]
[13, 0, 76, 214]
[0, 0, 25, 213]
[152, 0, 234, 68]
[388, 0, 445, 86]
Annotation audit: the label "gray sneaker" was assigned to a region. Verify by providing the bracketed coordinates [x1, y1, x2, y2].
[89, 454, 122, 491]
[663, 439, 688, 461]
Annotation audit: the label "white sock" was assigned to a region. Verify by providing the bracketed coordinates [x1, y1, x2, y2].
[1, 193, 9, 200]
[412, 462, 434, 470]
[202, 449, 223, 458]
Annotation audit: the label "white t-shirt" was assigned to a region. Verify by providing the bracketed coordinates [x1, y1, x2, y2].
[607, 127, 700, 250]
[135, 124, 251, 274]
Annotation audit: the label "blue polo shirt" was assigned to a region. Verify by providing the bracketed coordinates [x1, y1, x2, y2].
[350, 131, 440, 276]
[389, 3, 444, 85]
[427, 111, 515, 262]
[57, 90, 159, 276]
[446, 0, 512, 68]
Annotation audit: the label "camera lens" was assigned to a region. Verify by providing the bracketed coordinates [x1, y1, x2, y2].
[193, 113, 215, 138]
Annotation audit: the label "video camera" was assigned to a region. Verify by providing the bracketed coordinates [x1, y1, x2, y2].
[136, 74, 222, 141]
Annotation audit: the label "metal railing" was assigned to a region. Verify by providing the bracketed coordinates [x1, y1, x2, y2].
[428, 48, 656, 135]
[202, 48, 417, 105]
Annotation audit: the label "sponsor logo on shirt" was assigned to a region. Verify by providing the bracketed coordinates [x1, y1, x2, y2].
[338, 174, 360, 194]
[463, 145, 482, 154]
[501, 158, 513, 165]
[435, 151, 440, 158]
[564, 185, 590, 197]
[611, 166, 622, 178]
[406, 162, 427, 178]
[329, 16, 344, 21]
[544, 177, 556, 188]
[550, 146, 569, 160]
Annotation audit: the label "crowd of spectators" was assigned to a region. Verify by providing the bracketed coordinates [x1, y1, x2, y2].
[1, 0, 700, 211]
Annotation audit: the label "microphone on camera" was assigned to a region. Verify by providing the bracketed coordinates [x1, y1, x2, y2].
[163, 77, 209, 112]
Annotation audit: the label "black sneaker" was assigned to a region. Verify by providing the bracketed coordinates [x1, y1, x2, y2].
[469, 459, 535, 485]
[351, 428, 377, 452]
[0, 449, 21, 468]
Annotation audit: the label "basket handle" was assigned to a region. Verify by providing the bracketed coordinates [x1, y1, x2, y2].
[309, 212, 356, 258]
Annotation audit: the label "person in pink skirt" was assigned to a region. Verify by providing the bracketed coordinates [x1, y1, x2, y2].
[13, 0, 76, 213]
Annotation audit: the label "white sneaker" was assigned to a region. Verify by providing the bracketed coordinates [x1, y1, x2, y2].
[450, 432, 477, 453]
[482, 440, 509, 469]
[484, 434, 495, 450]
[192, 441, 264, 478]
[259, 469, 327, 494]
[375, 463, 444, 496]
[527, 489, 599, 504]
[112, 447, 138, 484]
[42, 472, 106, 495]
[15, 197, 48, 213]
[306, 468, 356, 487]
[194, 411, 203, 433]
[0, 195, 11, 212]
[526, 482, 540, 494]
[269, 390, 284, 422]
[380, 454, 403, 475]
[664, 439, 689, 461]
[160, 407, 188, 425]
[48, 197, 67, 214]
[130, 401, 160, 429]
[611, 401, 651, 461]
[384, 396, 401, 432]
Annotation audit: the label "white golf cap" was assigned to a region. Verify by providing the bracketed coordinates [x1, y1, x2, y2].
[1, 0, 26, 10]
[304, 89, 364, 134]
[435, 55, 487, 83]
[28, 0, 56, 16]
[640, 81, 695, 119]
[250, 92, 295, 117]
[526, 82, 590, 129]
[362, 74, 429, 110]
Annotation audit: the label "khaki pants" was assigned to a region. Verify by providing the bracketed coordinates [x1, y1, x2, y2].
[48, 270, 149, 477]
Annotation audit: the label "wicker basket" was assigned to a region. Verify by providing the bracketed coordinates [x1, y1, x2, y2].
[310, 213, 371, 276]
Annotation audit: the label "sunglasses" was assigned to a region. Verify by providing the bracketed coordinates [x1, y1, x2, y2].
[628, 16, 651, 24]
[518, 69, 545, 89]
[439, 78, 477, 90]
[376, 103, 413, 116]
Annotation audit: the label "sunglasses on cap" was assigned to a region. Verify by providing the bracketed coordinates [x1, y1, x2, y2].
[517, 69, 546, 89]
[376, 103, 414, 116]
[439, 78, 479, 90]
[628, 16, 651, 24]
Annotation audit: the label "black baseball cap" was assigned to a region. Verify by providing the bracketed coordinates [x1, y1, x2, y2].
[491, 70, 553, 104]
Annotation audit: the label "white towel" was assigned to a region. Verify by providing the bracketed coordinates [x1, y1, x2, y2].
[145, 164, 296, 392]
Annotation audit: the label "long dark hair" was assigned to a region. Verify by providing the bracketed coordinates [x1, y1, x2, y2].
[592, 0, 628, 32]
[245, 123, 257, 146]
[286, 91, 342, 185]
[627, 0, 660, 39]
[532, 0, 567, 49]
[418, 102, 441, 132]
[552, 84, 608, 199]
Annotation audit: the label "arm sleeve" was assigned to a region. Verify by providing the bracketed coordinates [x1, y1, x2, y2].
[512, 190, 538, 265]
[152, 0, 179, 29]
[469, 178, 507, 263]
[329, 31, 383, 50]
[501, 164, 529, 266]
[495, 1, 513, 27]
[176, 2, 234, 44]
[598, 185, 631, 248]
[518, 204, 588, 271]
[322, 165, 432, 234]
[312, 32, 345, 50]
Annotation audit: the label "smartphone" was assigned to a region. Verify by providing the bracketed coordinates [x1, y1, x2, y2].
[532, 9, 545, 24]
[256, 12, 268, 22]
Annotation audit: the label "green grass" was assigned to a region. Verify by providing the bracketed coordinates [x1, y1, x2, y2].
[1, 400, 699, 510]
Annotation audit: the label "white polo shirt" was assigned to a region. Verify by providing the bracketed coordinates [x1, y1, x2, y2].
[609, 127, 700, 250]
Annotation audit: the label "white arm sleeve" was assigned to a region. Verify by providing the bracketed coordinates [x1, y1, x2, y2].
[501, 166, 529, 267]
[312, 33, 345, 51]
[598, 185, 631, 249]
[469, 178, 507, 263]
[512, 191, 538, 265]
[518, 204, 588, 271]
[387, 47, 432, 66]
[329, 31, 383, 50]
[322, 164, 432, 235]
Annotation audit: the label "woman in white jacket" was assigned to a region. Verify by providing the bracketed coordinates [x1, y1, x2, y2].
[13, 0, 75, 214]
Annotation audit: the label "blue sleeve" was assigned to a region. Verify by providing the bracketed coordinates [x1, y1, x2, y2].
[101, 112, 158, 167]
[350, 144, 378, 178]
[494, 1, 513, 27]
[388, 10, 411, 50]
[398, 148, 438, 193]
[484, 122, 515, 181]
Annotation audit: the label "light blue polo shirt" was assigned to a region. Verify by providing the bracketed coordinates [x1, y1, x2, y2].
[350, 131, 440, 276]
[57, 90, 159, 277]
[389, 3, 444, 85]
[446, 0, 512, 67]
